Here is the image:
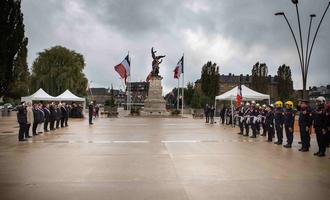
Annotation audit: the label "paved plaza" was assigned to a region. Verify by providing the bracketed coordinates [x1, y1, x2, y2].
[0, 112, 329, 200]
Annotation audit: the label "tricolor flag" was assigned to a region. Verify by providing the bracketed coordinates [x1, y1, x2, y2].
[173, 56, 184, 79]
[114, 54, 130, 84]
[236, 84, 242, 107]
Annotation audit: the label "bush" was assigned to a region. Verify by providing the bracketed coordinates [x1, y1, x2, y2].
[105, 97, 116, 107]
[171, 109, 181, 115]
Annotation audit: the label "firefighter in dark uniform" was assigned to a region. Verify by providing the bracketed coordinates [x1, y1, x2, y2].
[243, 102, 251, 137]
[265, 104, 275, 142]
[283, 101, 295, 148]
[274, 101, 284, 145]
[326, 103, 330, 149]
[260, 104, 267, 136]
[237, 103, 245, 135]
[298, 100, 312, 152]
[250, 101, 258, 138]
[312, 96, 327, 157]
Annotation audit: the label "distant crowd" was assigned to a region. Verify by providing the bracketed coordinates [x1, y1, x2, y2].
[16, 102, 83, 141]
[204, 96, 330, 158]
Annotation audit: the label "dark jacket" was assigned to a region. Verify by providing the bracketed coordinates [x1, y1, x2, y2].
[17, 106, 27, 124]
[284, 109, 295, 128]
[50, 105, 56, 121]
[38, 109, 45, 123]
[43, 107, 50, 121]
[60, 106, 67, 118]
[298, 108, 313, 127]
[274, 108, 284, 125]
[88, 104, 94, 116]
[56, 108, 61, 120]
[312, 106, 326, 129]
[265, 110, 274, 128]
[33, 108, 39, 123]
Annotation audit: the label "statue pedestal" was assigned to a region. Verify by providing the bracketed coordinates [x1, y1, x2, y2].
[142, 76, 168, 116]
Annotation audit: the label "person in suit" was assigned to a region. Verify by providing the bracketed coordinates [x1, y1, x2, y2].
[209, 105, 215, 124]
[55, 103, 61, 129]
[26, 102, 33, 138]
[43, 104, 51, 132]
[60, 102, 67, 128]
[36, 103, 45, 134]
[49, 102, 56, 131]
[298, 100, 313, 152]
[17, 102, 28, 141]
[65, 104, 70, 126]
[265, 104, 275, 142]
[89, 101, 94, 125]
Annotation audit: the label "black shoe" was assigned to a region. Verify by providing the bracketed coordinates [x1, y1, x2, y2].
[250, 136, 256, 138]
[301, 148, 309, 152]
[267, 140, 272, 142]
[314, 152, 320, 156]
[89, 123, 93, 125]
[260, 134, 266, 136]
[283, 144, 291, 148]
[237, 132, 243, 135]
[274, 141, 279, 144]
[26, 136, 32, 138]
[19, 139, 27, 141]
[298, 141, 302, 144]
[318, 153, 325, 157]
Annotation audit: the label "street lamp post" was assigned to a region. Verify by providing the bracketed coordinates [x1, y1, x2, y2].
[275, 0, 330, 99]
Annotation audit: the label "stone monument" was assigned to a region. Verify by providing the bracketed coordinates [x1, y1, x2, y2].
[142, 47, 168, 115]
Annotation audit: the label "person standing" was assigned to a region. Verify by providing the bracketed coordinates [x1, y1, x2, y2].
[17, 102, 28, 141]
[65, 104, 70, 126]
[49, 103, 56, 131]
[237, 104, 245, 135]
[260, 105, 268, 136]
[274, 101, 284, 145]
[55, 104, 61, 129]
[43, 104, 50, 132]
[32, 104, 39, 136]
[26, 102, 33, 138]
[283, 101, 295, 148]
[36, 103, 45, 134]
[325, 103, 330, 149]
[204, 104, 210, 123]
[89, 101, 94, 125]
[312, 96, 327, 157]
[209, 105, 215, 124]
[243, 102, 251, 137]
[60, 103, 67, 128]
[220, 107, 226, 125]
[250, 101, 258, 138]
[298, 100, 313, 152]
[265, 104, 275, 142]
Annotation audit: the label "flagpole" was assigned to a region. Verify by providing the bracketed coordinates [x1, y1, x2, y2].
[177, 77, 180, 110]
[127, 51, 131, 113]
[181, 54, 184, 116]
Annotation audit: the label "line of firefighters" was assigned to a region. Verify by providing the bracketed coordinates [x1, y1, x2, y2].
[233, 96, 329, 157]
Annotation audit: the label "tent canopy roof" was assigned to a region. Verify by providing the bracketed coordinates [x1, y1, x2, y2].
[215, 85, 270, 101]
[56, 89, 85, 102]
[21, 88, 56, 102]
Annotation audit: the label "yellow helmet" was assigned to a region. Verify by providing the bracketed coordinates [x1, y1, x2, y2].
[275, 101, 283, 108]
[285, 101, 293, 109]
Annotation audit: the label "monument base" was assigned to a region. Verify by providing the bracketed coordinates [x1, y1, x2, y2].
[141, 76, 169, 116]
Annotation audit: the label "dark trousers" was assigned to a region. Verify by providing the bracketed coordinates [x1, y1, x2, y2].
[18, 123, 26, 140]
[275, 124, 283, 144]
[244, 122, 250, 136]
[56, 119, 60, 128]
[205, 114, 209, 123]
[315, 127, 327, 154]
[267, 125, 275, 141]
[239, 120, 244, 134]
[285, 125, 294, 145]
[89, 114, 93, 124]
[26, 124, 31, 138]
[44, 120, 49, 131]
[61, 117, 65, 127]
[50, 119, 55, 130]
[256, 122, 260, 134]
[32, 122, 38, 135]
[326, 130, 330, 147]
[251, 123, 257, 137]
[300, 125, 310, 150]
[221, 116, 225, 124]
[262, 123, 267, 136]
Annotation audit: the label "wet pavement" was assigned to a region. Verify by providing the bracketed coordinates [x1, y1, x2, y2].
[0, 112, 329, 200]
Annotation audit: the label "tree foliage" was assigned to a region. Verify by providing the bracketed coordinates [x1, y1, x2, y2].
[200, 61, 220, 101]
[0, 0, 26, 98]
[277, 64, 293, 100]
[251, 62, 268, 94]
[184, 82, 194, 106]
[30, 46, 88, 96]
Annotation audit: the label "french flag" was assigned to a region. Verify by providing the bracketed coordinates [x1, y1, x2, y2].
[236, 84, 242, 107]
[173, 55, 184, 79]
[114, 54, 130, 84]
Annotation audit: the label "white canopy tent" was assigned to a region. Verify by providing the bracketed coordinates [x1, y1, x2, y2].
[56, 89, 85, 102]
[21, 88, 56, 102]
[215, 85, 270, 126]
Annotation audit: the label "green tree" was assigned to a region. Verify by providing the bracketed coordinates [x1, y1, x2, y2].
[31, 46, 88, 96]
[184, 82, 194, 106]
[277, 64, 293, 101]
[8, 37, 30, 99]
[0, 0, 26, 98]
[200, 61, 219, 101]
[251, 62, 268, 94]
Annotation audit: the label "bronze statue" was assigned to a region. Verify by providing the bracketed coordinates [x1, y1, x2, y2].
[151, 47, 165, 77]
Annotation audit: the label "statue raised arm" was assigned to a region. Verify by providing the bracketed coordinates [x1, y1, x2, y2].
[150, 47, 166, 77]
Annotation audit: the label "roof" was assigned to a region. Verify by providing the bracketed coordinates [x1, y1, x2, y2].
[21, 88, 56, 102]
[56, 90, 85, 102]
[215, 85, 270, 101]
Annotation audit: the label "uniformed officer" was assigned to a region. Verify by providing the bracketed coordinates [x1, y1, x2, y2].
[325, 103, 330, 149]
[260, 104, 267, 136]
[237, 103, 245, 135]
[250, 101, 258, 138]
[274, 101, 284, 145]
[283, 101, 295, 148]
[265, 104, 275, 142]
[312, 96, 327, 157]
[298, 100, 312, 152]
[243, 102, 251, 137]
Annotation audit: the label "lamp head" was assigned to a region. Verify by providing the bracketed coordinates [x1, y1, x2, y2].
[291, 0, 299, 4]
[310, 14, 316, 18]
[275, 12, 285, 16]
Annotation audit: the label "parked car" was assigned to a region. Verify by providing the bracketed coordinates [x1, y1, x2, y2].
[0, 103, 13, 111]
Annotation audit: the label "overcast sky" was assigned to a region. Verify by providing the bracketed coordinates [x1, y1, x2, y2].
[21, 0, 330, 93]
